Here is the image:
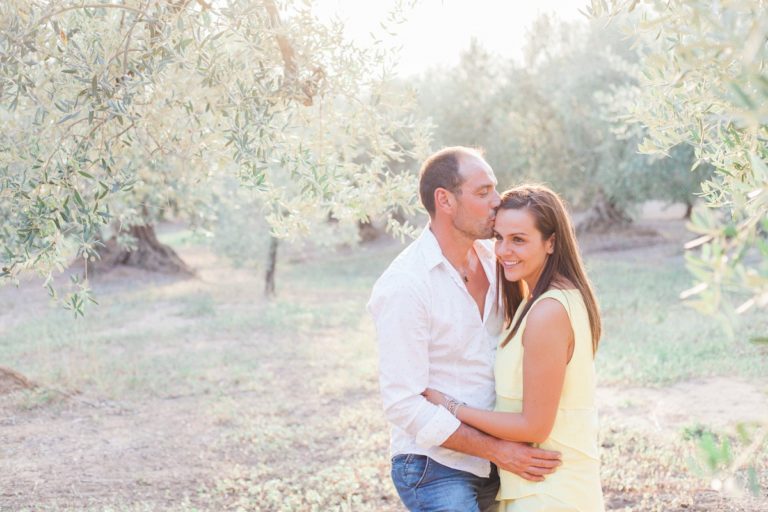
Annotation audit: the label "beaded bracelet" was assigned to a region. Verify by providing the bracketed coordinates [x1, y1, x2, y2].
[445, 396, 466, 416]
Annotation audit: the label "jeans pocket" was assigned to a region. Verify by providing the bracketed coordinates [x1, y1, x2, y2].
[402, 455, 430, 488]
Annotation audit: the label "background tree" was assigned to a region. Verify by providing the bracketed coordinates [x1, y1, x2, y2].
[0, 0, 428, 309]
[414, 14, 705, 230]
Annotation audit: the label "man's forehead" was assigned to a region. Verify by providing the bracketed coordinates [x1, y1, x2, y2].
[458, 154, 495, 183]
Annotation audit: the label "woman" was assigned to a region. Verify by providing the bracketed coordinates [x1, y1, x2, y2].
[424, 185, 605, 511]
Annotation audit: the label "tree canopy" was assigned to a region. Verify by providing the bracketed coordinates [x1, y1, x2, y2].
[415, 15, 707, 230]
[588, 0, 768, 317]
[0, 0, 429, 311]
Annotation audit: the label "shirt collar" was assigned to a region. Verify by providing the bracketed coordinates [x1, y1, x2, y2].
[419, 225, 445, 270]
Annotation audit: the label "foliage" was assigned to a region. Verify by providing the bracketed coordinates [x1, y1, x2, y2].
[587, 0, 768, 317]
[683, 423, 767, 498]
[0, 0, 429, 312]
[586, 0, 768, 498]
[414, 15, 706, 221]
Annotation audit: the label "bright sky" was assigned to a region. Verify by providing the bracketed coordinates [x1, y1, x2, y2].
[314, 0, 586, 76]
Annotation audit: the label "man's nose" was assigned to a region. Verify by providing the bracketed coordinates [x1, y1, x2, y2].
[491, 189, 501, 208]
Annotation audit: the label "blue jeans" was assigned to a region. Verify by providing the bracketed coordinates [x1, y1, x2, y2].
[391, 454, 500, 512]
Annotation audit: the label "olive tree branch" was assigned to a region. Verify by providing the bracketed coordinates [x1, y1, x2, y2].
[30, 3, 153, 36]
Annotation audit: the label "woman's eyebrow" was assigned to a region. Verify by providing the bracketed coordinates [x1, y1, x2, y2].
[493, 231, 528, 237]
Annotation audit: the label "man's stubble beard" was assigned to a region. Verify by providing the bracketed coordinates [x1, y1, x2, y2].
[452, 209, 495, 241]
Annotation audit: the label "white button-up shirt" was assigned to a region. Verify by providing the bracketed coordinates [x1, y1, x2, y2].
[368, 227, 503, 477]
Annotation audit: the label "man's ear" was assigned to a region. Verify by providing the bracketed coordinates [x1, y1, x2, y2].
[434, 188, 454, 213]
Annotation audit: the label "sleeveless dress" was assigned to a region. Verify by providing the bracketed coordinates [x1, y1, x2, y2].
[495, 289, 605, 512]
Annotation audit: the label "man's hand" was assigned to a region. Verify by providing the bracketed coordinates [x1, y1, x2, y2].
[492, 440, 561, 482]
[441, 424, 561, 482]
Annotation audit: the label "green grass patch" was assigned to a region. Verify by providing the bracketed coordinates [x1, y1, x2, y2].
[590, 255, 768, 386]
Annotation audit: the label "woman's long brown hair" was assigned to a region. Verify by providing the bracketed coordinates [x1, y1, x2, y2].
[497, 185, 602, 355]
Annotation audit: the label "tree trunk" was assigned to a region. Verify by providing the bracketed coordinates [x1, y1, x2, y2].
[264, 235, 278, 298]
[93, 224, 193, 275]
[575, 192, 632, 234]
[684, 200, 694, 220]
[358, 220, 382, 242]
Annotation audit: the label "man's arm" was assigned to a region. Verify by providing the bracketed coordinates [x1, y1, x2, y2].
[443, 423, 561, 482]
[369, 274, 461, 447]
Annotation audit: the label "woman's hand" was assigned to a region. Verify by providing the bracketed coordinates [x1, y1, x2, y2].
[422, 388, 449, 407]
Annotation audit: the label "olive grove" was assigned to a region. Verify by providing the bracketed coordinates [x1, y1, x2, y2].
[415, 15, 710, 232]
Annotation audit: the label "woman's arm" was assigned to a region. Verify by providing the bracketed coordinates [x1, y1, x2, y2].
[424, 298, 573, 444]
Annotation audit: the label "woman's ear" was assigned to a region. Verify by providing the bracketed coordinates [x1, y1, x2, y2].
[546, 234, 555, 255]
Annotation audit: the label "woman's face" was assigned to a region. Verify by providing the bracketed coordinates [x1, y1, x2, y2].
[494, 207, 554, 291]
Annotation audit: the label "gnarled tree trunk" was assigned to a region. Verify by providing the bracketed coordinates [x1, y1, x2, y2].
[93, 224, 193, 275]
[575, 191, 632, 234]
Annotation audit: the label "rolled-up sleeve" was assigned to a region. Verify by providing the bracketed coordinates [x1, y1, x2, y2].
[367, 273, 460, 448]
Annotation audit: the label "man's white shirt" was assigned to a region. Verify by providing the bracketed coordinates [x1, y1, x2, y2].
[368, 227, 503, 478]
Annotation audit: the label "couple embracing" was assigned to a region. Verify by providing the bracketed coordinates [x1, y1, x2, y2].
[368, 147, 605, 512]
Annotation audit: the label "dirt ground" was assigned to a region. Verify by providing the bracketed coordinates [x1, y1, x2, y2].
[1, 212, 766, 511]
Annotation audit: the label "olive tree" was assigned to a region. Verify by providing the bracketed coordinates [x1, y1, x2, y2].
[0, 0, 428, 309]
[587, 0, 768, 496]
[587, 0, 767, 317]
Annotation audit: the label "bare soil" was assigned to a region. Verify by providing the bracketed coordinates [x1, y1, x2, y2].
[1, 393, 225, 508]
[598, 378, 768, 435]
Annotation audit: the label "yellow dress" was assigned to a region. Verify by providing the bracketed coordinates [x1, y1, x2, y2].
[496, 289, 605, 512]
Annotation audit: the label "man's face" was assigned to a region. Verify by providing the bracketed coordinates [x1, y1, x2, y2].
[451, 155, 501, 240]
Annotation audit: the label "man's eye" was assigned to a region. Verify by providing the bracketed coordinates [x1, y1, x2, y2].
[493, 234, 502, 241]
[514, 237, 524, 243]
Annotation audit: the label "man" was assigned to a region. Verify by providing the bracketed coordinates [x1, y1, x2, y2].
[368, 147, 561, 512]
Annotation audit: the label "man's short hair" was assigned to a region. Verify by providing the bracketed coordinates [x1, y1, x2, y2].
[419, 146, 484, 216]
